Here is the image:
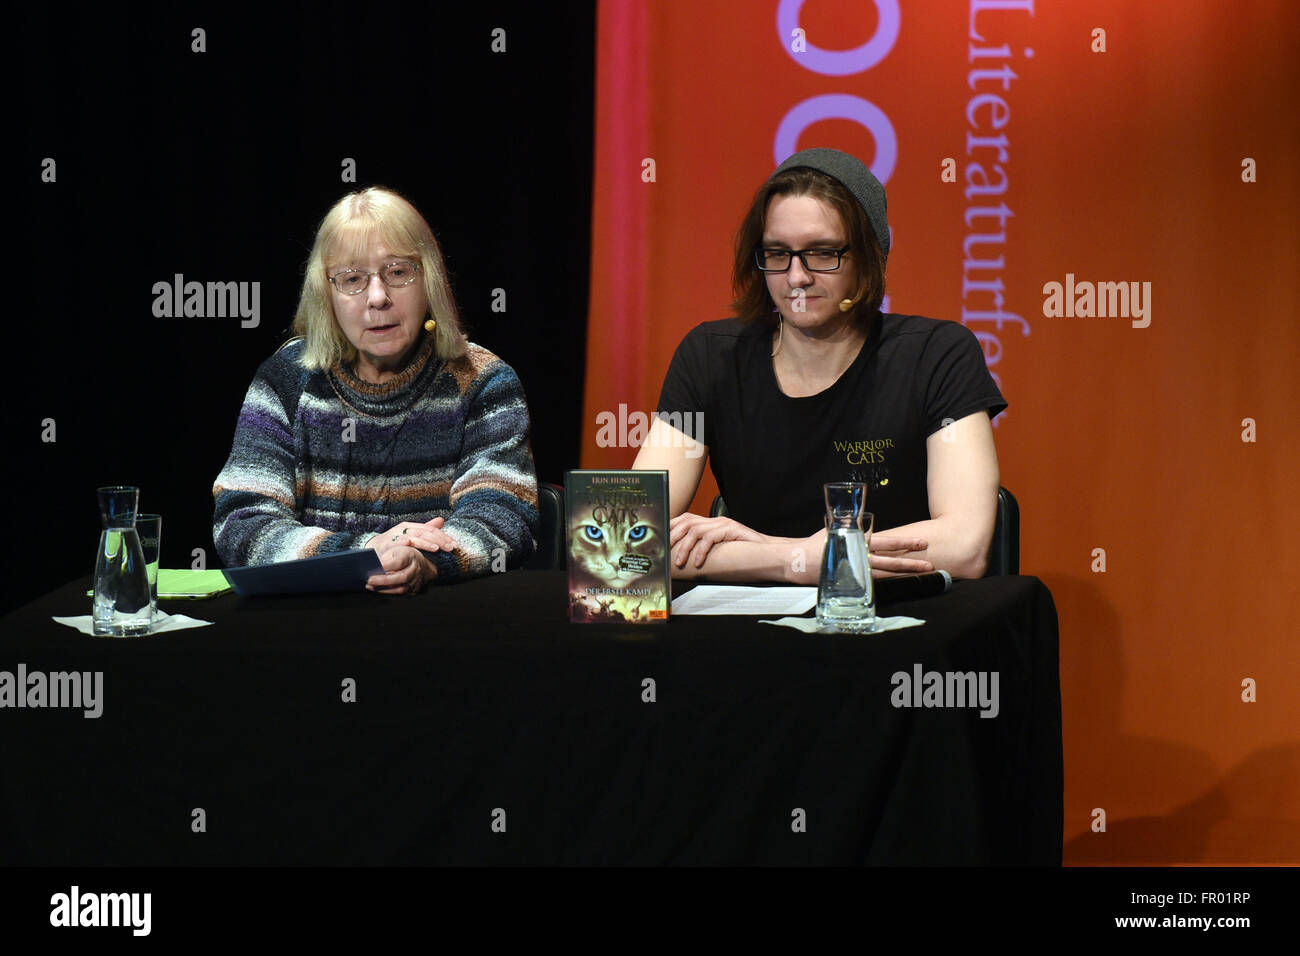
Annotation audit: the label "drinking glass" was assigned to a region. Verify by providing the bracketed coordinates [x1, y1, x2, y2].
[134, 513, 162, 616]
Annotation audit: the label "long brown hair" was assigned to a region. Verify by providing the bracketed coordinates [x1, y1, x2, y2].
[730, 167, 886, 328]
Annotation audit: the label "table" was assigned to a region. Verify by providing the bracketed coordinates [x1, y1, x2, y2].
[0, 571, 1062, 865]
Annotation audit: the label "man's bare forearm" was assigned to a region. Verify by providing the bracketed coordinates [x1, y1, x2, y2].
[670, 537, 814, 583]
[876, 517, 989, 579]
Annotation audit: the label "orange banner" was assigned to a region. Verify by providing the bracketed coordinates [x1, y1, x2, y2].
[583, 0, 1300, 863]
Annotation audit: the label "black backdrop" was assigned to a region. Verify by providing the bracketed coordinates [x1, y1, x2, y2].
[13, 3, 596, 614]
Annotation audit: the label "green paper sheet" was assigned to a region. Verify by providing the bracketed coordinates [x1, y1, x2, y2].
[157, 568, 232, 597]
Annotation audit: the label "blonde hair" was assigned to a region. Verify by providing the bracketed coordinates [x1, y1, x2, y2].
[293, 187, 467, 369]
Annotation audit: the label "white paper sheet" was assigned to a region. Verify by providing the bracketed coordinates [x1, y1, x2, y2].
[671, 585, 817, 616]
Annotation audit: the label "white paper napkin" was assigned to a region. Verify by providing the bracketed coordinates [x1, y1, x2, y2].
[52, 609, 214, 635]
[759, 615, 926, 634]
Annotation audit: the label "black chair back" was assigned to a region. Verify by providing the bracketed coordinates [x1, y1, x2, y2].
[526, 482, 566, 570]
[986, 486, 1019, 577]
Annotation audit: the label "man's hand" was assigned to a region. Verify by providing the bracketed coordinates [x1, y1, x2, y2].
[669, 513, 769, 569]
[868, 533, 933, 577]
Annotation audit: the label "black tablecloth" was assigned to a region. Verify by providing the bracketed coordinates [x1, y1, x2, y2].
[0, 571, 1061, 865]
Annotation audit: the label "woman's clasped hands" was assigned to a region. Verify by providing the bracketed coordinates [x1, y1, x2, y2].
[366, 516, 458, 595]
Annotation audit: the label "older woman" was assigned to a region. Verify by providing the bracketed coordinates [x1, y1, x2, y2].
[213, 187, 538, 593]
[634, 148, 1006, 581]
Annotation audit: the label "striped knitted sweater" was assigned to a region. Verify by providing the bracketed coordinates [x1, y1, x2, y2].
[213, 336, 538, 581]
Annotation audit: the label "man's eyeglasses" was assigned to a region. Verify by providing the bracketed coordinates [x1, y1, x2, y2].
[755, 245, 850, 273]
[328, 260, 421, 295]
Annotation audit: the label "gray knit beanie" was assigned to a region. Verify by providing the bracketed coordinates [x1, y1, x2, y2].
[771, 148, 889, 261]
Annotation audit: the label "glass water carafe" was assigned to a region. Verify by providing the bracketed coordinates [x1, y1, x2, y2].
[92, 486, 153, 636]
[816, 482, 876, 632]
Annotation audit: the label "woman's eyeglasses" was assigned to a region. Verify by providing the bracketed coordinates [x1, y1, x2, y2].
[328, 260, 421, 294]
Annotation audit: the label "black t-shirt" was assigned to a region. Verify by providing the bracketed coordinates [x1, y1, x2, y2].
[655, 312, 1007, 537]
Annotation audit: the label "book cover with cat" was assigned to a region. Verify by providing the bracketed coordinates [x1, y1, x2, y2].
[565, 470, 670, 623]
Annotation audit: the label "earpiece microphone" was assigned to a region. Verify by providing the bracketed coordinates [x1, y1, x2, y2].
[838, 291, 864, 313]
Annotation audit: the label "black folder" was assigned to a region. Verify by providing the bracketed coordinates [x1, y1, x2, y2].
[221, 549, 384, 596]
